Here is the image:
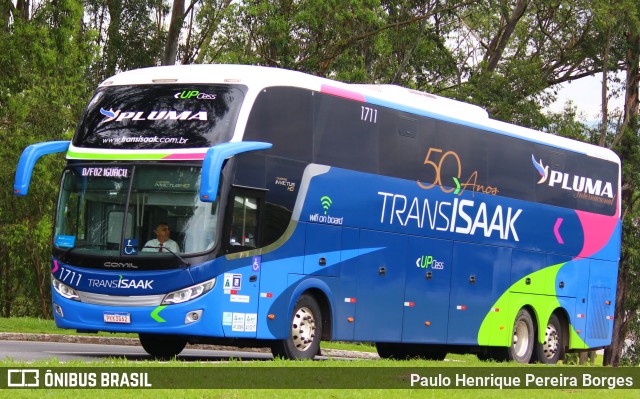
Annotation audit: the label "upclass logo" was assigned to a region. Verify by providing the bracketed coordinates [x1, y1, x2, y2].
[531, 154, 614, 201]
[416, 255, 444, 270]
[174, 90, 217, 100]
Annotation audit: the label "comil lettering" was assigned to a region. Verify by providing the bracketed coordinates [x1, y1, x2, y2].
[378, 192, 522, 242]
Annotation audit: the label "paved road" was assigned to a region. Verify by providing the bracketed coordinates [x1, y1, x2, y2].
[0, 340, 277, 362]
[0, 333, 377, 362]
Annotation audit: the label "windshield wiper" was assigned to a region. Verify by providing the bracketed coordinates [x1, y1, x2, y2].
[141, 245, 191, 267]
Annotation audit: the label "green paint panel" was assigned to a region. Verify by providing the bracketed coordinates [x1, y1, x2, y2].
[478, 263, 587, 349]
[67, 150, 167, 160]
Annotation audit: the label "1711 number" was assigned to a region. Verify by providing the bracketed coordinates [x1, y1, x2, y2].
[360, 106, 378, 123]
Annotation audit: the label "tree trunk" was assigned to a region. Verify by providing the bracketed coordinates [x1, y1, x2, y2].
[104, 0, 123, 77]
[32, 247, 49, 318]
[603, 30, 640, 367]
[15, 0, 29, 21]
[483, 0, 529, 73]
[162, 0, 185, 66]
[603, 259, 627, 366]
[598, 26, 611, 147]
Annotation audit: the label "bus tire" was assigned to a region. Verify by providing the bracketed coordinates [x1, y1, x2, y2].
[477, 347, 509, 362]
[139, 333, 187, 360]
[376, 342, 401, 359]
[508, 308, 535, 363]
[535, 313, 563, 364]
[415, 344, 447, 361]
[375, 343, 446, 360]
[376, 342, 414, 359]
[271, 294, 322, 360]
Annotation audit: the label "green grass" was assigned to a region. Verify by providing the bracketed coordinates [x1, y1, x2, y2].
[0, 316, 56, 333]
[0, 317, 377, 352]
[0, 317, 137, 338]
[1, 317, 626, 398]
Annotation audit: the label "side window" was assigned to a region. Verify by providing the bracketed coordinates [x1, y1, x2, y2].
[225, 189, 264, 254]
[313, 93, 379, 173]
[244, 87, 313, 161]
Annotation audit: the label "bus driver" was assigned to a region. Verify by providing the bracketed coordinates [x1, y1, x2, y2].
[142, 222, 180, 253]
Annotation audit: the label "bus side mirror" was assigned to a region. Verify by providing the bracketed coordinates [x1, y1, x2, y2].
[199, 141, 272, 202]
[14, 141, 70, 196]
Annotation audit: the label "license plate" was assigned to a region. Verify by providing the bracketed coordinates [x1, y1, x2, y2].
[104, 312, 131, 324]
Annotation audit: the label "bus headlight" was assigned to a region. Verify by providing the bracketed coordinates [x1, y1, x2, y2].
[162, 278, 216, 305]
[52, 275, 80, 301]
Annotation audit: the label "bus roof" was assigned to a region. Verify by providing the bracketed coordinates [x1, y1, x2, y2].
[100, 64, 619, 165]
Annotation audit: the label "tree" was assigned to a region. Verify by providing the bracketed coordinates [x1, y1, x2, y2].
[0, 0, 93, 317]
[85, 0, 167, 82]
[604, 20, 640, 368]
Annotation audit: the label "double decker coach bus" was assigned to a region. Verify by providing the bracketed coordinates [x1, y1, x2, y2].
[14, 65, 620, 363]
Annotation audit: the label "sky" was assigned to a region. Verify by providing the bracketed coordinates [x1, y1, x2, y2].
[549, 73, 625, 120]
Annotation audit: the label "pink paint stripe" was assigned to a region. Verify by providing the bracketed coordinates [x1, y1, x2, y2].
[554, 218, 564, 244]
[162, 153, 206, 160]
[575, 210, 619, 259]
[52, 260, 59, 273]
[321, 84, 366, 102]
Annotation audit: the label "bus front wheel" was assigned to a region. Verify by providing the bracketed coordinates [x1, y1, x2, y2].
[271, 294, 322, 360]
[508, 308, 535, 363]
[139, 333, 187, 360]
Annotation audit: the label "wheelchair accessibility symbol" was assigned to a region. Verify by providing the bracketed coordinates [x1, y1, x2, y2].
[252, 256, 261, 272]
[124, 238, 138, 255]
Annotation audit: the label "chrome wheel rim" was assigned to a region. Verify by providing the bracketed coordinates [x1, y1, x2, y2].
[542, 323, 559, 360]
[291, 306, 316, 352]
[513, 319, 530, 358]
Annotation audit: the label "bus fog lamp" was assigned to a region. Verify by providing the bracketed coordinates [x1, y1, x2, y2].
[162, 278, 216, 305]
[52, 276, 79, 301]
[54, 304, 64, 317]
[185, 310, 203, 324]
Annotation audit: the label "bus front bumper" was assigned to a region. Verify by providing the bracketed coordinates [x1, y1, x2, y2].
[51, 289, 224, 337]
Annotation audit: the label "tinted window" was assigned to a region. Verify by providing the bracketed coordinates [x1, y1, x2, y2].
[314, 94, 379, 173]
[242, 87, 618, 216]
[244, 87, 313, 161]
[73, 84, 246, 149]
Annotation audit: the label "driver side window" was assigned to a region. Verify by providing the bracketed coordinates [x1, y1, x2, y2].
[225, 189, 263, 254]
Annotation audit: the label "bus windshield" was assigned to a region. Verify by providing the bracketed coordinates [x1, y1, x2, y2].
[54, 164, 219, 257]
[72, 84, 245, 149]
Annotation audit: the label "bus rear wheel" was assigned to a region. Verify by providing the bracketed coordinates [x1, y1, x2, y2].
[508, 309, 535, 363]
[139, 333, 187, 360]
[271, 294, 322, 360]
[535, 313, 563, 364]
